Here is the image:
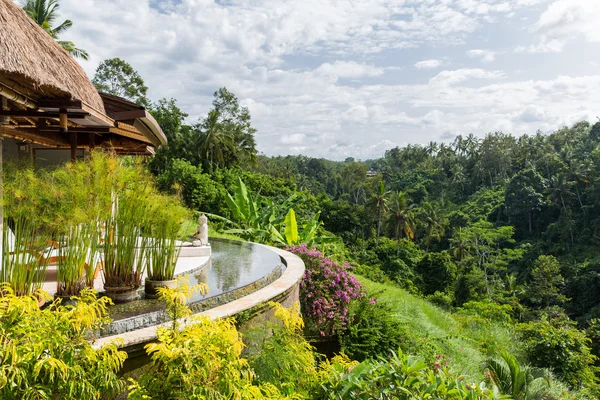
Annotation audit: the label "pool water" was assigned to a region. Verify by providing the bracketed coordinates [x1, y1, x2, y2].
[186, 239, 283, 302]
[105, 239, 283, 324]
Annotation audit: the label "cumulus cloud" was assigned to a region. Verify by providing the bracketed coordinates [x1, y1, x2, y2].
[518, 0, 600, 53]
[467, 49, 496, 62]
[47, 0, 600, 160]
[414, 59, 442, 69]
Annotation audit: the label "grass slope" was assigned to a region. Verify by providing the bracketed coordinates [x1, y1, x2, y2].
[359, 277, 518, 381]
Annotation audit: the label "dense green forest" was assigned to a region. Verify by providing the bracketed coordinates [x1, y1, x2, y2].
[148, 85, 600, 326]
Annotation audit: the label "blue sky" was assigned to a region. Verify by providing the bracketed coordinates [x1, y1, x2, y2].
[57, 0, 600, 160]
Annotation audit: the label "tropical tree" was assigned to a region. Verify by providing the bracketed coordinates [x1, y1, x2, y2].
[195, 109, 234, 173]
[527, 255, 568, 308]
[270, 209, 337, 248]
[452, 221, 524, 298]
[206, 177, 297, 242]
[92, 58, 149, 106]
[22, 0, 88, 59]
[385, 191, 415, 247]
[368, 181, 390, 244]
[193, 88, 258, 172]
[546, 172, 574, 214]
[418, 201, 447, 252]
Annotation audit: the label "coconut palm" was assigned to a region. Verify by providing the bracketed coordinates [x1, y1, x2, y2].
[368, 181, 390, 244]
[385, 191, 415, 246]
[195, 110, 235, 173]
[418, 201, 447, 252]
[546, 172, 574, 214]
[21, 0, 89, 60]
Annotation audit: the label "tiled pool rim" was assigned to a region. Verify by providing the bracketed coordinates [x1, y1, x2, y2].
[91, 242, 305, 350]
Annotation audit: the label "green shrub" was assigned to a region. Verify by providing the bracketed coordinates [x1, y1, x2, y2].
[426, 290, 454, 310]
[518, 316, 597, 388]
[317, 349, 494, 399]
[457, 300, 514, 324]
[415, 251, 457, 295]
[339, 294, 406, 361]
[0, 286, 126, 399]
[155, 158, 226, 214]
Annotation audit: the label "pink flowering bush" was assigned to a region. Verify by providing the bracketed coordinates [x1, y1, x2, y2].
[288, 245, 365, 336]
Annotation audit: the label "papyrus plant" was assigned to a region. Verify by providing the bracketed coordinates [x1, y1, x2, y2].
[1, 215, 50, 297]
[145, 195, 188, 282]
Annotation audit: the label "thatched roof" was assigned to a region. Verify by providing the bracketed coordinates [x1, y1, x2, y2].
[0, 0, 104, 111]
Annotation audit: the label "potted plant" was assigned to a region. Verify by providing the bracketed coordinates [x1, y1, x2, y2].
[55, 224, 100, 300]
[144, 195, 188, 298]
[144, 233, 180, 298]
[102, 192, 148, 303]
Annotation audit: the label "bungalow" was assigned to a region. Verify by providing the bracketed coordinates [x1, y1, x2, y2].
[0, 0, 166, 168]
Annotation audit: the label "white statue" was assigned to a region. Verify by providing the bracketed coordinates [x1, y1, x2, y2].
[194, 214, 209, 246]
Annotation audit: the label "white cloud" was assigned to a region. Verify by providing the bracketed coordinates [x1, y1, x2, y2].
[467, 49, 496, 62]
[519, 0, 600, 53]
[429, 69, 506, 86]
[414, 59, 442, 69]
[315, 61, 385, 79]
[43, 0, 600, 160]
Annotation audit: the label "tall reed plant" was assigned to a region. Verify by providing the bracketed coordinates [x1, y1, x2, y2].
[56, 223, 101, 297]
[103, 190, 149, 290]
[1, 215, 50, 297]
[145, 195, 188, 282]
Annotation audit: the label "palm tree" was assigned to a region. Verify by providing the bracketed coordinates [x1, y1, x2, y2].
[196, 110, 234, 173]
[449, 228, 470, 261]
[485, 352, 550, 400]
[368, 181, 390, 244]
[546, 172, 574, 214]
[385, 191, 415, 249]
[21, 0, 89, 60]
[419, 201, 447, 252]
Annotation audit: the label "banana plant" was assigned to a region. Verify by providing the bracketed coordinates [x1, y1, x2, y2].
[205, 177, 298, 242]
[270, 209, 338, 247]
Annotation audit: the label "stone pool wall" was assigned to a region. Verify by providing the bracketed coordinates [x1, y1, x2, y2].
[102, 263, 284, 336]
[92, 243, 305, 371]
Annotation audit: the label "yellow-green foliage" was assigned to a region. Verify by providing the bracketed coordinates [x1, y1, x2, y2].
[0, 285, 126, 399]
[246, 302, 318, 397]
[131, 286, 297, 400]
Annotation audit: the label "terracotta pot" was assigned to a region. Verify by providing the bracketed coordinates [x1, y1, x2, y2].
[104, 286, 139, 303]
[145, 278, 177, 299]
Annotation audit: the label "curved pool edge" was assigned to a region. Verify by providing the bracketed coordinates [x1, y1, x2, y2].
[91, 243, 305, 350]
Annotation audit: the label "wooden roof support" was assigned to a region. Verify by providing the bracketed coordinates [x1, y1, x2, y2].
[0, 109, 88, 119]
[0, 82, 36, 109]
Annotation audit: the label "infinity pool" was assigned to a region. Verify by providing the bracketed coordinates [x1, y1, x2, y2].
[104, 239, 283, 332]
[187, 239, 283, 302]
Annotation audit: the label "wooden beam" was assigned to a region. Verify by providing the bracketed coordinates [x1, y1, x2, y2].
[36, 126, 111, 133]
[0, 110, 88, 119]
[2, 127, 69, 146]
[0, 83, 36, 109]
[70, 132, 77, 162]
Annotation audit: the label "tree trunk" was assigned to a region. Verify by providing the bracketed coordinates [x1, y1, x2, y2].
[575, 186, 585, 214]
